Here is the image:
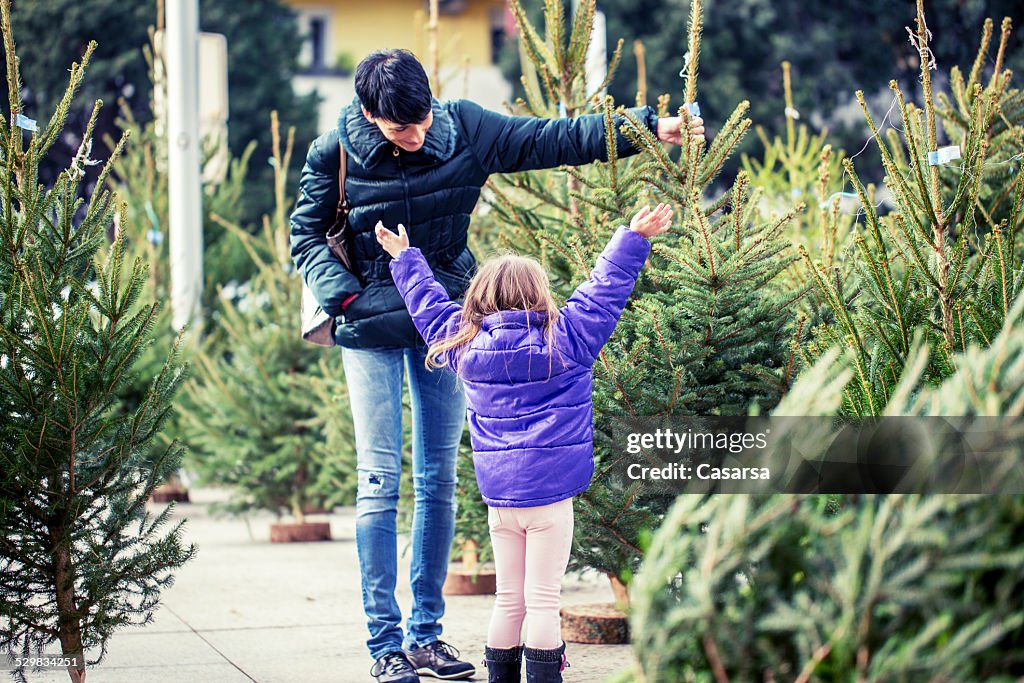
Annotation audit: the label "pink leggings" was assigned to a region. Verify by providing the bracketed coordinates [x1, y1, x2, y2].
[486, 498, 574, 650]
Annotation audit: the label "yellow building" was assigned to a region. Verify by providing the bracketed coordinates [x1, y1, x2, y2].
[288, 0, 505, 70]
[284, 0, 513, 131]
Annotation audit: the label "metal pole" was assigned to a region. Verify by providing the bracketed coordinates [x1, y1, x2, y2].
[585, 9, 607, 100]
[165, 0, 203, 333]
[428, 0, 440, 96]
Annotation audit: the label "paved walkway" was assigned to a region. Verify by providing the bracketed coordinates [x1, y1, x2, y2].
[23, 489, 634, 682]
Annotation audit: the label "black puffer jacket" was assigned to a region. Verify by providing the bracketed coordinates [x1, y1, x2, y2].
[289, 97, 658, 348]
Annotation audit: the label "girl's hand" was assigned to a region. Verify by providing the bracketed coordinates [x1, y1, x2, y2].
[375, 221, 409, 258]
[629, 203, 673, 238]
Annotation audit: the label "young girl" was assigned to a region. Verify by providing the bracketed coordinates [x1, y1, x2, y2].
[376, 204, 672, 683]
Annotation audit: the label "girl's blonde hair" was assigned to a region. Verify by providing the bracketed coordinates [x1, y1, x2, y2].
[426, 254, 561, 373]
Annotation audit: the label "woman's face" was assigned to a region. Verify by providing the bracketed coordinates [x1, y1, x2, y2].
[362, 108, 434, 153]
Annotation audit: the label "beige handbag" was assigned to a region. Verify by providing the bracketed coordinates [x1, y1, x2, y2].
[300, 141, 352, 347]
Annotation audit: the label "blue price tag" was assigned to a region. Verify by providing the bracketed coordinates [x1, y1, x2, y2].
[928, 146, 961, 166]
[15, 113, 38, 132]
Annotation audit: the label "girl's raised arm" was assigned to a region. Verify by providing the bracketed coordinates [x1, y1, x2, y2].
[380, 223, 464, 349]
[559, 204, 671, 364]
[559, 226, 652, 366]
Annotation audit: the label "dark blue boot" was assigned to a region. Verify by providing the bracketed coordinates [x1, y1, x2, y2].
[484, 645, 523, 682]
[524, 642, 567, 683]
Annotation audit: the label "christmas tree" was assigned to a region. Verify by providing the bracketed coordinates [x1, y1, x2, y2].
[631, 491, 1024, 680]
[740, 60, 859, 328]
[800, 0, 1024, 415]
[627, 4, 1024, 679]
[936, 15, 1023, 241]
[487, 0, 802, 596]
[630, 298, 1024, 681]
[175, 113, 355, 524]
[0, 1, 194, 680]
[104, 25, 257, 479]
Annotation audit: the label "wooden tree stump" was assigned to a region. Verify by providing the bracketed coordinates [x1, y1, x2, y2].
[150, 484, 190, 503]
[269, 522, 332, 543]
[150, 472, 190, 503]
[560, 603, 630, 644]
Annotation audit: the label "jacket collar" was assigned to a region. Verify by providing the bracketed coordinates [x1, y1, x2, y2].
[481, 310, 550, 332]
[338, 96, 455, 168]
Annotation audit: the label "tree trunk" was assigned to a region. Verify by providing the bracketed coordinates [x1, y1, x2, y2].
[460, 539, 479, 571]
[444, 540, 495, 595]
[634, 40, 647, 107]
[609, 574, 630, 610]
[291, 461, 307, 525]
[53, 544, 86, 683]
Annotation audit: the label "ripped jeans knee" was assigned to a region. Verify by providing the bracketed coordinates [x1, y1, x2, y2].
[356, 468, 400, 517]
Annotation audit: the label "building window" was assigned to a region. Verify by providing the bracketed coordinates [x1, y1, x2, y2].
[490, 7, 506, 65]
[297, 11, 331, 73]
[309, 17, 326, 70]
[435, 0, 468, 15]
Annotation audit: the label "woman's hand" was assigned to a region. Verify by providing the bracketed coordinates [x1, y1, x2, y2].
[629, 203, 673, 238]
[656, 115, 705, 145]
[375, 221, 410, 258]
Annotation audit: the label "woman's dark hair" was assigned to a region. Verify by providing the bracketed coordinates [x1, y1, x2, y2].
[354, 49, 433, 124]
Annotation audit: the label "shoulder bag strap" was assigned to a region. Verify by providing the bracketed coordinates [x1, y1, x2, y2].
[337, 141, 349, 217]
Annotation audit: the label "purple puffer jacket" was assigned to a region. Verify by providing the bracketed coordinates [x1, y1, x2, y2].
[389, 226, 651, 507]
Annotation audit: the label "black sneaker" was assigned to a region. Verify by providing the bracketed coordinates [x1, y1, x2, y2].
[370, 650, 420, 683]
[405, 640, 476, 680]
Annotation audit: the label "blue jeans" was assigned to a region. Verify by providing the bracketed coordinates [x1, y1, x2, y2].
[341, 346, 466, 660]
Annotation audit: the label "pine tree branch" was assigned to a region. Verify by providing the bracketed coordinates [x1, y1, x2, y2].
[874, 87, 933, 221]
[619, 110, 685, 185]
[851, 236, 906, 341]
[568, 190, 617, 214]
[509, 0, 556, 72]
[945, 98, 988, 225]
[946, 233, 973, 298]
[890, 213, 940, 289]
[699, 116, 751, 188]
[683, 0, 702, 106]
[565, 0, 593, 76]
[915, 0, 943, 219]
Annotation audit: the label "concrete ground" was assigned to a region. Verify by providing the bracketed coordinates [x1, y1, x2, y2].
[18, 489, 634, 683]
